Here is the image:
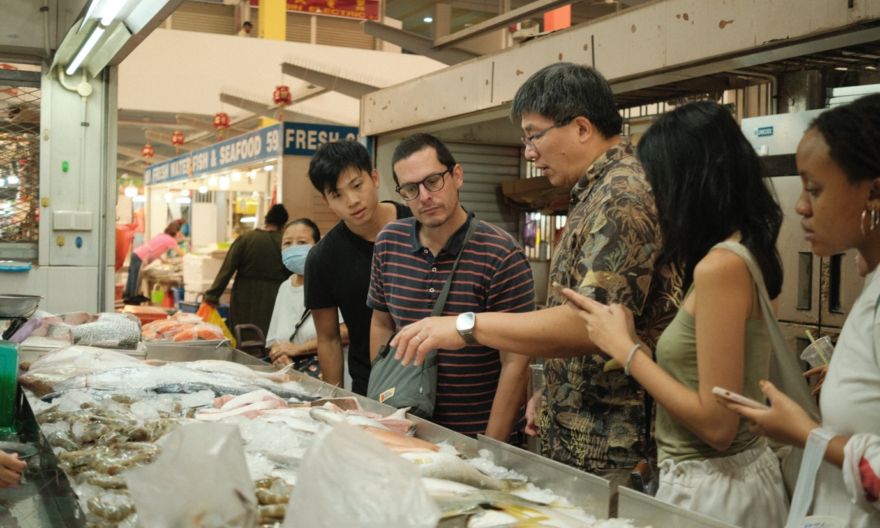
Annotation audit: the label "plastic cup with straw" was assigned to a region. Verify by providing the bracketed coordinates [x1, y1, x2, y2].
[801, 331, 833, 368]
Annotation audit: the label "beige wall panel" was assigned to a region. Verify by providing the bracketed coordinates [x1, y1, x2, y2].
[362, 0, 880, 136]
[590, 1, 668, 80]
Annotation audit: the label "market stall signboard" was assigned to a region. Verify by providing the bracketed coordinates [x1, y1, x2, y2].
[145, 124, 283, 186]
[249, 0, 380, 21]
[282, 123, 359, 156]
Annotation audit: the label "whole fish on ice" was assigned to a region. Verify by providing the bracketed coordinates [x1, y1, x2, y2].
[400, 452, 525, 491]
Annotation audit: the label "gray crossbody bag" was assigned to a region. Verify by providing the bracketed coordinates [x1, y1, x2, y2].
[367, 218, 480, 419]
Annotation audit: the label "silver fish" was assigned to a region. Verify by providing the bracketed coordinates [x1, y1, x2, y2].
[401, 453, 526, 491]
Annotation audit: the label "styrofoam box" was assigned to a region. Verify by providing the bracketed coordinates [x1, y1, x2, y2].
[182, 254, 225, 284]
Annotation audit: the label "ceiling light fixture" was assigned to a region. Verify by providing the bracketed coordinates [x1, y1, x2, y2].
[231, 171, 241, 181]
[424, 16, 433, 23]
[199, 186, 208, 194]
[65, 26, 106, 75]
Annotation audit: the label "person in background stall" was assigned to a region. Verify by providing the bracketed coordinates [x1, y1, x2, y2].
[266, 218, 348, 378]
[204, 204, 292, 351]
[561, 101, 789, 528]
[388, 63, 680, 515]
[0, 451, 25, 489]
[368, 133, 534, 442]
[237, 21, 252, 37]
[303, 140, 412, 395]
[721, 94, 880, 528]
[123, 220, 185, 305]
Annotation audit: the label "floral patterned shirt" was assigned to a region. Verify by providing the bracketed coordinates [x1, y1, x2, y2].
[539, 137, 682, 471]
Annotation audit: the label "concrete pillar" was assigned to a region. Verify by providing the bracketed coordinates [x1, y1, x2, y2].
[258, 0, 287, 40]
[433, 1, 452, 40]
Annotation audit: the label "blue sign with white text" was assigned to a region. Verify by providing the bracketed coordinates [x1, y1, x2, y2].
[755, 126, 774, 137]
[144, 124, 283, 186]
[282, 122, 359, 156]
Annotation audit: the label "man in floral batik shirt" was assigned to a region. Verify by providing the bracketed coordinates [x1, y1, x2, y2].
[388, 63, 680, 513]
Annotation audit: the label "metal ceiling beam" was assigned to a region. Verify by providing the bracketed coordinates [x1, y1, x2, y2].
[433, 0, 573, 49]
[363, 21, 481, 65]
[281, 62, 382, 99]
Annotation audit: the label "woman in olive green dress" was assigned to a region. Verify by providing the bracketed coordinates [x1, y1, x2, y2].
[205, 204, 292, 352]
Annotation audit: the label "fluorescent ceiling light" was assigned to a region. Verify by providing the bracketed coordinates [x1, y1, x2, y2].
[263, 165, 274, 171]
[231, 171, 241, 181]
[66, 26, 106, 75]
[7, 176, 19, 185]
[199, 186, 208, 194]
[424, 17, 433, 23]
[180, 189, 191, 197]
[219, 177, 230, 190]
[240, 216, 257, 223]
[208, 177, 217, 187]
[124, 185, 138, 197]
[176, 197, 192, 204]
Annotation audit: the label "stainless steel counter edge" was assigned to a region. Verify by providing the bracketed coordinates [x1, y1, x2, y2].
[477, 434, 611, 519]
[618, 487, 738, 528]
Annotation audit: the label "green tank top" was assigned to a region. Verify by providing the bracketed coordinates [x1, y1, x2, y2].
[655, 284, 770, 464]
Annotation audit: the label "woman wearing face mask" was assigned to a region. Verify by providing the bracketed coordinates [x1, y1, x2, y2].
[267, 218, 348, 377]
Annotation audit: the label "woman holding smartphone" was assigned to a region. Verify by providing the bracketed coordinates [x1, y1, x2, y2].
[562, 101, 788, 527]
[721, 94, 880, 528]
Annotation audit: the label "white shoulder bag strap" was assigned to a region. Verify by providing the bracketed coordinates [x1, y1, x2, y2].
[712, 241, 821, 421]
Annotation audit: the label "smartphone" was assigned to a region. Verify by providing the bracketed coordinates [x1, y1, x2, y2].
[712, 386, 770, 410]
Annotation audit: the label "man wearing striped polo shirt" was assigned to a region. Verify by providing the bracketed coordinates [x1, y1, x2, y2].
[367, 134, 534, 442]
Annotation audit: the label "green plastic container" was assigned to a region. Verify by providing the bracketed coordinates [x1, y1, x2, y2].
[0, 341, 19, 434]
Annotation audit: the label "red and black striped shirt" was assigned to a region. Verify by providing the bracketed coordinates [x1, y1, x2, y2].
[368, 212, 535, 438]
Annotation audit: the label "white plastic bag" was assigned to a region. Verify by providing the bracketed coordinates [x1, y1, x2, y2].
[126, 422, 258, 528]
[286, 422, 440, 528]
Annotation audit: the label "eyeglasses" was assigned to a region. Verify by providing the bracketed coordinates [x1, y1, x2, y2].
[396, 168, 451, 201]
[521, 121, 569, 150]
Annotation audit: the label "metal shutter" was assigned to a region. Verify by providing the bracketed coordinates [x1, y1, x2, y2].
[248, 12, 311, 43]
[447, 143, 521, 238]
[287, 13, 311, 43]
[310, 188, 339, 237]
[172, 2, 235, 35]
[315, 16, 375, 50]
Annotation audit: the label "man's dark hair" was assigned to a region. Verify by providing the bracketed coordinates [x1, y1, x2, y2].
[810, 93, 880, 184]
[510, 62, 622, 138]
[283, 218, 321, 244]
[243, 21, 253, 28]
[390, 133, 456, 185]
[264, 204, 289, 230]
[308, 140, 373, 195]
[637, 101, 783, 298]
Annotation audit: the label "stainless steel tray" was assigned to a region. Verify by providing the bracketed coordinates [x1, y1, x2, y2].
[619, 487, 738, 527]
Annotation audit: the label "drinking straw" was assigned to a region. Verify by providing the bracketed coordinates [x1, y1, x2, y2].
[806, 331, 829, 364]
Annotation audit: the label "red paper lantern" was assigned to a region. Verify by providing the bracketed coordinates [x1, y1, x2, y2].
[213, 112, 230, 142]
[171, 130, 185, 155]
[273, 85, 292, 121]
[141, 144, 155, 166]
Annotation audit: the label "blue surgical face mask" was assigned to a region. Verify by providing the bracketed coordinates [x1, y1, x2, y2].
[282, 244, 312, 274]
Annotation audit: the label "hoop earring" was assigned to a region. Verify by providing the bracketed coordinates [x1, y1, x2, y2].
[863, 208, 880, 236]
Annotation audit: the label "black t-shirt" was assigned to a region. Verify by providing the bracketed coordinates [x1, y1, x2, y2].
[304, 201, 411, 395]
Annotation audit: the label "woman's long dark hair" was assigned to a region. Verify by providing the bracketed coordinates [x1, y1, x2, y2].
[637, 101, 783, 298]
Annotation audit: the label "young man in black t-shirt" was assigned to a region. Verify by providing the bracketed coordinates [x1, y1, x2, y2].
[303, 140, 411, 395]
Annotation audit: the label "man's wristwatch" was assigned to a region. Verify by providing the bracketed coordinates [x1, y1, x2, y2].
[456, 312, 479, 345]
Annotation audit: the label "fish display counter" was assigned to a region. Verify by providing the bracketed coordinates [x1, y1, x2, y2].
[11, 343, 727, 527]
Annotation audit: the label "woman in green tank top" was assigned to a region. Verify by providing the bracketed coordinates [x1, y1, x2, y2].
[561, 102, 788, 528]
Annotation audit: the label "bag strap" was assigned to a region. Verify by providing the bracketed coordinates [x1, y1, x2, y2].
[288, 309, 312, 342]
[711, 241, 821, 422]
[431, 216, 480, 317]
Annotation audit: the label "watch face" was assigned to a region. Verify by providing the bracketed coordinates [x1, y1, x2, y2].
[457, 312, 475, 331]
